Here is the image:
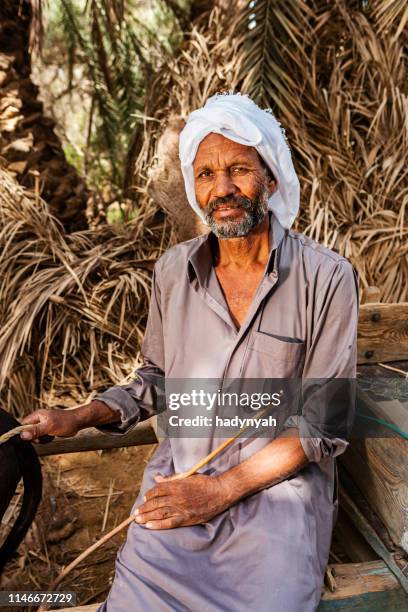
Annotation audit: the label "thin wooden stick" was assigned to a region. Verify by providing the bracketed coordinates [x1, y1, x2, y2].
[45, 405, 272, 595]
[175, 405, 271, 479]
[101, 479, 115, 533]
[378, 362, 408, 378]
[174, 430, 245, 479]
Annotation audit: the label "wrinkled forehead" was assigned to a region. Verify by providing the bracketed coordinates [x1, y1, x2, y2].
[193, 132, 262, 167]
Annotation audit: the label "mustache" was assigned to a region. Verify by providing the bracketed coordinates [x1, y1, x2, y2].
[206, 195, 253, 215]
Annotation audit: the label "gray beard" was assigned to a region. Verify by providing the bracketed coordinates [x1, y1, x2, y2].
[204, 188, 269, 238]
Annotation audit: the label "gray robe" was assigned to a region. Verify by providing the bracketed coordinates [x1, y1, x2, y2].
[95, 214, 358, 612]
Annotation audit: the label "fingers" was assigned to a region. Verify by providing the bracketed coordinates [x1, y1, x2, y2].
[143, 482, 171, 502]
[136, 491, 186, 529]
[21, 412, 43, 425]
[135, 505, 175, 525]
[140, 516, 183, 530]
[20, 422, 48, 441]
[137, 495, 170, 516]
[154, 472, 185, 482]
[20, 411, 46, 441]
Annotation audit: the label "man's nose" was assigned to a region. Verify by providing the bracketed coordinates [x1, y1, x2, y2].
[212, 171, 238, 199]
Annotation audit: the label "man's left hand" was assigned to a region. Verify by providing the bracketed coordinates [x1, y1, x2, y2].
[135, 474, 232, 529]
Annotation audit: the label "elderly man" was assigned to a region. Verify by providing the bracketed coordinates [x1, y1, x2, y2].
[22, 94, 358, 611]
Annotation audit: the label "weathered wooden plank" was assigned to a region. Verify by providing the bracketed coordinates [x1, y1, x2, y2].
[333, 508, 377, 562]
[34, 421, 157, 456]
[318, 561, 408, 611]
[339, 486, 408, 593]
[319, 587, 408, 610]
[340, 437, 408, 554]
[357, 360, 408, 379]
[361, 286, 381, 304]
[357, 302, 408, 364]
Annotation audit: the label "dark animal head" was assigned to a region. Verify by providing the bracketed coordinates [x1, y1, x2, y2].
[0, 407, 42, 575]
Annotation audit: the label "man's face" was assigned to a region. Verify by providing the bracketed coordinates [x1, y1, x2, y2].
[193, 133, 276, 238]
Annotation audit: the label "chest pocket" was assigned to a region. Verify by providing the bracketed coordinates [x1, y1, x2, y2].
[245, 331, 306, 378]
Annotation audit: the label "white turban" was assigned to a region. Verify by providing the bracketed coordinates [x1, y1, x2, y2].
[179, 93, 300, 229]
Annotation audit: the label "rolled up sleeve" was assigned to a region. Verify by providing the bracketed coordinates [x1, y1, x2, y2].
[94, 264, 166, 435]
[287, 260, 359, 462]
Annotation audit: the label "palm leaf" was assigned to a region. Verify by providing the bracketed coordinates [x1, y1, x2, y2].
[226, 0, 408, 303]
[0, 169, 170, 417]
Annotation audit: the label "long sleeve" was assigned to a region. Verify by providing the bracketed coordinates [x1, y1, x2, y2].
[94, 264, 166, 435]
[286, 259, 359, 462]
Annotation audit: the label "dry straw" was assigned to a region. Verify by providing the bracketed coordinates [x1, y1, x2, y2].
[136, 0, 407, 300]
[0, 170, 171, 418]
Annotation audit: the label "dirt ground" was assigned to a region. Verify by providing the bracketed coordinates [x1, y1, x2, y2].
[0, 443, 157, 610]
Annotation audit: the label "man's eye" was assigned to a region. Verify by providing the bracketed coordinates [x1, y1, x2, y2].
[231, 167, 247, 174]
[198, 170, 212, 178]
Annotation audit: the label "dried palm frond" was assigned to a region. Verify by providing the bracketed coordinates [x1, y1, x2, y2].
[0, 169, 170, 417]
[0, 2, 218, 418]
[372, 0, 408, 39]
[232, 0, 408, 302]
[136, 0, 407, 302]
[0, 0, 90, 230]
[55, 0, 188, 190]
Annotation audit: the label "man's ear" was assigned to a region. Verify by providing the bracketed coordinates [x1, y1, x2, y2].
[258, 154, 277, 197]
[268, 177, 278, 197]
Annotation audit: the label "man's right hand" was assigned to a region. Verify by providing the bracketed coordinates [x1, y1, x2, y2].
[20, 408, 82, 442]
[20, 400, 120, 443]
